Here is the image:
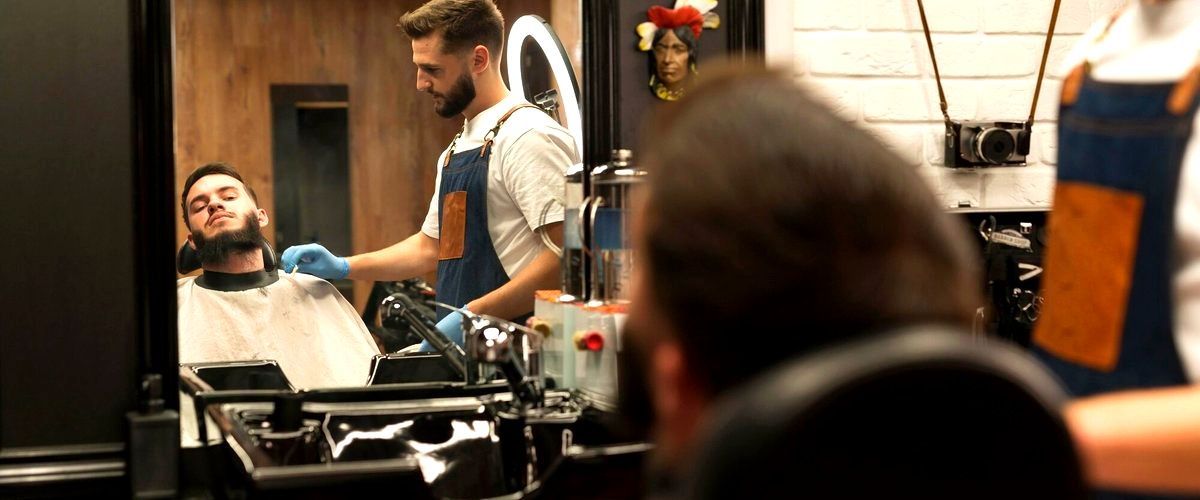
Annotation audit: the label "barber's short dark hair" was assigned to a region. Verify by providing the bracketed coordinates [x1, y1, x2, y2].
[397, 0, 505, 56]
[180, 162, 258, 229]
[637, 66, 981, 396]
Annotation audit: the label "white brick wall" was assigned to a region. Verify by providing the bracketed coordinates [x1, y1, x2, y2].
[769, 0, 1128, 210]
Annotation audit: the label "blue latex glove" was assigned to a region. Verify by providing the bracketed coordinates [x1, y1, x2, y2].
[419, 308, 468, 352]
[279, 243, 349, 280]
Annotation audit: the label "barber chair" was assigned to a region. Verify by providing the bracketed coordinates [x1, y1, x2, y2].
[176, 236, 278, 274]
[677, 325, 1086, 500]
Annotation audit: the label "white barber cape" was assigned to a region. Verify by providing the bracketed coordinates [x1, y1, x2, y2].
[178, 271, 380, 447]
[177, 272, 379, 388]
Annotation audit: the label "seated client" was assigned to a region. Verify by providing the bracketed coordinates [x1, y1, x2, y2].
[177, 162, 379, 389]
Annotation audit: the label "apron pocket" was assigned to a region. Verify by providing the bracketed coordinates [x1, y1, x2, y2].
[439, 191, 467, 261]
[1033, 181, 1143, 372]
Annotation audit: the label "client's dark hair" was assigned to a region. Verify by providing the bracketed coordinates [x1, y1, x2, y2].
[180, 162, 258, 229]
[637, 66, 980, 396]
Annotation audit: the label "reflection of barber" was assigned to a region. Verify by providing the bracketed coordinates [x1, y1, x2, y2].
[1035, 1, 1200, 398]
[177, 163, 379, 389]
[281, 0, 576, 350]
[636, 1, 719, 102]
[1031, 1, 1200, 495]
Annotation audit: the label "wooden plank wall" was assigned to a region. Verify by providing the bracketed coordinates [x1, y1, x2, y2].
[551, 0, 582, 82]
[173, 0, 558, 310]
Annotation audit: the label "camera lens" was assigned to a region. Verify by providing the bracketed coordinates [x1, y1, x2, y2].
[975, 128, 1016, 164]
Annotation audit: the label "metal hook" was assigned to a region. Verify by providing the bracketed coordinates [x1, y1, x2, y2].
[978, 216, 997, 242]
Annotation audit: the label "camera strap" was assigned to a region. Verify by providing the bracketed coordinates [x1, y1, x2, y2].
[916, 0, 951, 126]
[1028, 0, 1065, 126]
[917, 0, 1063, 128]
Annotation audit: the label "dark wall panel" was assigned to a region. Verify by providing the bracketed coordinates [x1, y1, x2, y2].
[0, 0, 138, 448]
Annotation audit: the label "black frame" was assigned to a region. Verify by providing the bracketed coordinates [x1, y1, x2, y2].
[582, 0, 620, 185]
[0, 0, 178, 495]
[727, 0, 766, 55]
[129, 0, 181, 494]
[131, 0, 180, 409]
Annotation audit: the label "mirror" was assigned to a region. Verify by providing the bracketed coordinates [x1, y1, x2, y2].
[171, 0, 583, 391]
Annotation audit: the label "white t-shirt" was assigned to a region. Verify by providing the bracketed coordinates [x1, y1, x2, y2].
[421, 93, 578, 278]
[1061, 1, 1200, 381]
[177, 272, 380, 389]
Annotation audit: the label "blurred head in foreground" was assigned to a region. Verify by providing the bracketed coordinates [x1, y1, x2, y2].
[624, 65, 981, 468]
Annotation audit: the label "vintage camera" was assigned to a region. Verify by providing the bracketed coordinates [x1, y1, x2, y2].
[945, 120, 1031, 168]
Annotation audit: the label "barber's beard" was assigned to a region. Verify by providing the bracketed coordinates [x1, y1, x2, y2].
[434, 72, 476, 118]
[192, 213, 264, 266]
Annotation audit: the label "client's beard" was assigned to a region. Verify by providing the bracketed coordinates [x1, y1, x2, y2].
[191, 213, 264, 267]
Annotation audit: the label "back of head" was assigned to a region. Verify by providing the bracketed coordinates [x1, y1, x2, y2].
[638, 66, 980, 396]
[397, 0, 505, 56]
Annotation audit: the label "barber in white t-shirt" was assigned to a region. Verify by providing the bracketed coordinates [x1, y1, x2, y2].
[281, 0, 576, 349]
[1036, 0, 1200, 389]
[1036, 0, 1200, 494]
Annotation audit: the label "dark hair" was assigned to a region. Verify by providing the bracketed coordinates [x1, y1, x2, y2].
[180, 162, 258, 229]
[636, 66, 980, 396]
[397, 0, 505, 57]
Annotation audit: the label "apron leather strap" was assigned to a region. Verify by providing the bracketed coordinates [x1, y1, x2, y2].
[480, 103, 540, 158]
[1170, 64, 1200, 115]
[440, 103, 541, 168]
[1061, 64, 1087, 107]
[442, 131, 463, 170]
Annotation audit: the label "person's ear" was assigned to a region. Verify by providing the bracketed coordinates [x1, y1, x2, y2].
[256, 208, 269, 228]
[650, 340, 688, 421]
[472, 44, 490, 75]
[186, 232, 197, 251]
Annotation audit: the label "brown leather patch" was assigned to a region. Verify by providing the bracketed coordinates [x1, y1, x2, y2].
[1033, 181, 1143, 372]
[1169, 65, 1200, 115]
[438, 191, 467, 261]
[1061, 64, 1086, 106]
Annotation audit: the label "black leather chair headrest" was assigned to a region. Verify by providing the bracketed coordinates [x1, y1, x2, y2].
[177, 237, 278, 274]
[677, 325, 1085, 500]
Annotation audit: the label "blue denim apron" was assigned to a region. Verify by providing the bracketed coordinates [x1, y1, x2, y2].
[435, 105, 538, 326]
[1032, 56, 1198, 398]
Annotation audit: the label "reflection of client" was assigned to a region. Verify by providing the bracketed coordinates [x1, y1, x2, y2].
[177, 163, 379, 389]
